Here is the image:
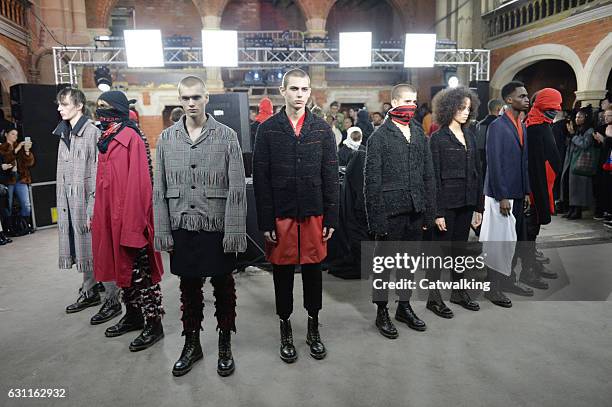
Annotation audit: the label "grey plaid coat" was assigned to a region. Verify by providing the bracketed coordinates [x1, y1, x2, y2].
[153, 115, 247, 253]
[54, 118, 99, 272]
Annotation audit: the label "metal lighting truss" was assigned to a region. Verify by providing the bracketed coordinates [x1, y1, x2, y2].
[53, 46, 490, 85]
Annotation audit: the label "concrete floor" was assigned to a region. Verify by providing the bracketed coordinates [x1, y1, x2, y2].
[1, 222, 611, 407]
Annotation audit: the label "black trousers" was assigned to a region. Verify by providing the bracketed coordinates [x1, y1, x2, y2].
[372, 212, 424, 306]
[427, 206, 474, 298]
[179, 274, 237, 334]
[273, 263, 322, 320]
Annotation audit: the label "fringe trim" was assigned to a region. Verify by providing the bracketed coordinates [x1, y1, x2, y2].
[223, 234, 247, 253]
[154, 234, 174, 252]
[164, 168, 229, 188]
[58, 221, 70, 234]
[57, 183, 87, 199]
[58, 256, 74, 269]
[171, 213, 224, 232]
[153, 189, 166, 201]
[213, 274, 237, 333]
[75, 259, 94, 273]
[141, 284, 165, 322]
[180, 278, 204, 335]
[227, 187, 245, 207]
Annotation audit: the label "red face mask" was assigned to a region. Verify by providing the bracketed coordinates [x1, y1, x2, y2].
[387, 105, 417, 126]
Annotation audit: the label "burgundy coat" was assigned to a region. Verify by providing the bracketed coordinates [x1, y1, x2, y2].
[92, 127, 163, 288]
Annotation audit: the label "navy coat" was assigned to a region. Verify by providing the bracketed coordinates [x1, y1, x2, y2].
[484, 113, 530, 200]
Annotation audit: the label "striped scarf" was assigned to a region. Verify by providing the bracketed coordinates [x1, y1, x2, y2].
[387, 105, 417, 126]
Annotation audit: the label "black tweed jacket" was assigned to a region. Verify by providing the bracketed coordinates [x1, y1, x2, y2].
[252, 107, 339, 232]
[364, 118, 435, 235]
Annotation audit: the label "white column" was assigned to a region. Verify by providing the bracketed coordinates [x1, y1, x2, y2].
[575, 90, 607, 108]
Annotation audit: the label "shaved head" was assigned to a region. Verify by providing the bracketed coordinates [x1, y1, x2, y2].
[178, 75, 207, 95]
[391, 83, 417, 101]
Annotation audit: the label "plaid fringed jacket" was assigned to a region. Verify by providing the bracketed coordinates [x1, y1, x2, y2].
[52, 118, 99, 273]
[153, 115, 247, 254]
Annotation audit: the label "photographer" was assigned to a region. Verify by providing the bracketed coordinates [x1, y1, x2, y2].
[0, 128, 35, 236]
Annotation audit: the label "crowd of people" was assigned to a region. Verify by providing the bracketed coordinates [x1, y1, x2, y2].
[1, 69, 611, 377]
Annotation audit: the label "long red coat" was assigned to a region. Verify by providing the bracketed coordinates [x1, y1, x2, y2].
[92, 127, 163, 288]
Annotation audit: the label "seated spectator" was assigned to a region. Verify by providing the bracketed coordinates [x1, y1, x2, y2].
[0, 128, 35, 236]
[338, 127, 362, 167]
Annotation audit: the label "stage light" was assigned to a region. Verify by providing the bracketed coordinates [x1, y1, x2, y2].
[202, 30, 238, 67]
[339, 32, 372, 68]
[94, 66, 112, 92]
[124, 30, 165, 68]
[404, 34, 437, 68]
[448, 75, 459, 88]
[244, 70, 263, 85]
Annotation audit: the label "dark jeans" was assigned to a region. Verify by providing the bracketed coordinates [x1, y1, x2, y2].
[427, 206, 474, 298]
[273, 263, 322, 320]
[594, 171, 612, 214]
[372, 212, 424, 306]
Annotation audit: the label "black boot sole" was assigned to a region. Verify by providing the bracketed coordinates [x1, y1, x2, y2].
[484, 295, 513, 308]
[450, 299, 480, 311]
[129, 331, 165, 352]
[375, 322, 399, 339]
[65, 298, 101, 314]
[519, 279, 549, 290]
[538, 271, 558, 279]
[172, 353, 203, 377]
[90, 308, 122, 325]
[394, 314, 427, 332]
[105, 323, 144, 338]
[217, 362, 235, 377]
[306, 340, 327, 360]
[280, 352, 298, 363]
[426, 303, 454, 319]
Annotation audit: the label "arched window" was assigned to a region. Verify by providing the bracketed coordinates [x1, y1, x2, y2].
[535, 2, 540, 20]
[521, 7, 527, 24]
[528, 4, 534, 22]
[542, 0, 548, 18]
[510, 10, 516, 29]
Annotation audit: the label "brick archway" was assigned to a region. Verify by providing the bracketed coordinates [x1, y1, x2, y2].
[490, 44, 584, 98]
[85, 0, 119, 29]
[0, 44, 28, 86]
[583, 33, 612, 91]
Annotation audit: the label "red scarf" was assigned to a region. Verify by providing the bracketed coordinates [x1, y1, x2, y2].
[525, 88, 562, 128]
[387, 105, 416, 126]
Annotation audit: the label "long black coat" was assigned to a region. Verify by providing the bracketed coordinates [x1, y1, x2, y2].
[429, 126, 483, 218]
[252, 107, 339, 232]
[364, 119, 435, 235]
[527, 123, 562, 225]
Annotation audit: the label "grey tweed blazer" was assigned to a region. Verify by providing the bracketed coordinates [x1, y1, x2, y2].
[153, 115, 247, 253]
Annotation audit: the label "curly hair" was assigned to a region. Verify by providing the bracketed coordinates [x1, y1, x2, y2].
[432, 86, 480, 128]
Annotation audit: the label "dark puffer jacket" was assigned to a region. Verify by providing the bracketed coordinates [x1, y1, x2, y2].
[364, 118, 435, 235]
[253, 107, 339, 232]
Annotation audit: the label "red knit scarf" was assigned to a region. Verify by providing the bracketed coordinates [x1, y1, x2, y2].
[387, 105, 417, 126]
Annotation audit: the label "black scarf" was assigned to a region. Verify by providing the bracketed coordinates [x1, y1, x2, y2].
[96, 91, 140, 154]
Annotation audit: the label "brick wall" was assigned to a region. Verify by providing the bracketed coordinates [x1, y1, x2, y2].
[490, 17, 612, 74]
[0, 35, 29, 76]
[221, 0, 305, 31]
[139, 114, 164, 148]
[114, 0, 203, 44]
